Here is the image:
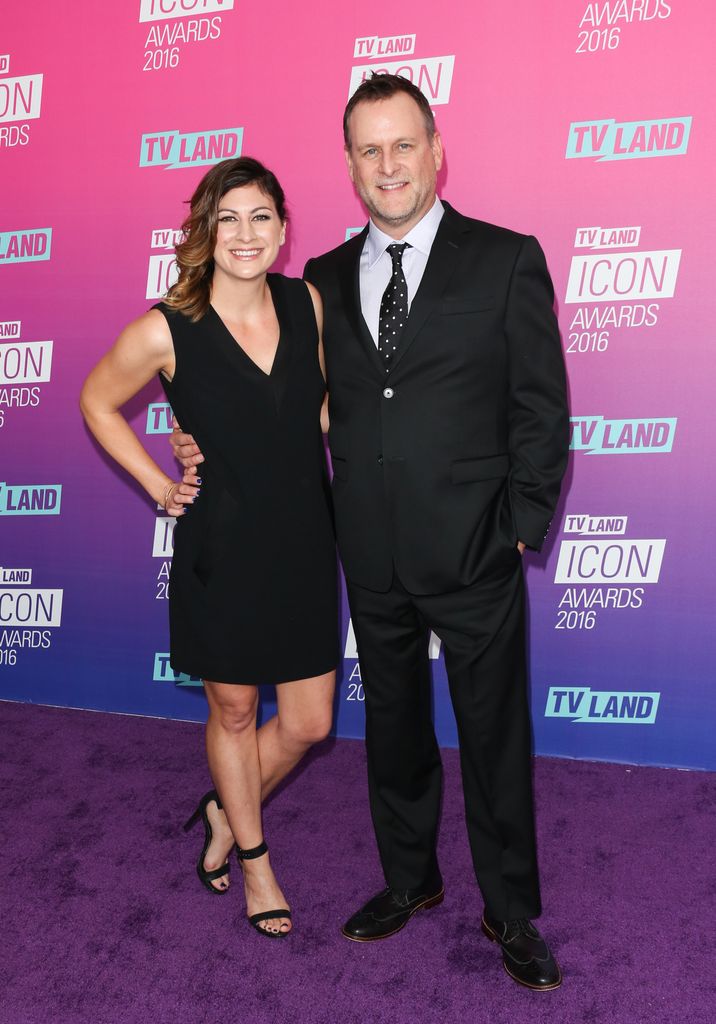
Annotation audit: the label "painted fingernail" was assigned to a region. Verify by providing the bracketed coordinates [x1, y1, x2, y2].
[195, 477, 202, 484]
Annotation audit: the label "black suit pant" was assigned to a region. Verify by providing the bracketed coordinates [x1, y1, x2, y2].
[347, 556, 541, 921]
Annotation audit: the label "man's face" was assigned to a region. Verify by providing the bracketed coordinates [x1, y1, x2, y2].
[345, 91, 443, 238]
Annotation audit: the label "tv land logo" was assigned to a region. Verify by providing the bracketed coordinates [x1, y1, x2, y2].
[566, 116, 691, 161]
[140, 127, 243, 169]
[146, 402, 174, 434]
[0, 54, 43, 149]
[575, 1, 672, 54]
[0, 482, 62, 516]
[574, 225, 642, 250]
[570, 416, 676, 454]
[0, 228, 52, 265]
[153, 652, 201, 686]
[563, 514, 627, 536]
[349, 33, 455, 106]
[146, 228, 182, 299]
[0, 567, 62, 667]
[545, 687, 660, 724]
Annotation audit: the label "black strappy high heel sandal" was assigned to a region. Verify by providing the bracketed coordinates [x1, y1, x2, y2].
[183, 790, 233, 895]
[236, 841, 292, 937]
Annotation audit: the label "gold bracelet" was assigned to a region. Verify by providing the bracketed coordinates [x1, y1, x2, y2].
[163, 482, 178, 511]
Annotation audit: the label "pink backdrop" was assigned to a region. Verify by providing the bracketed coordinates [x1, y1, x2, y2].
[2, 0, 714, 768]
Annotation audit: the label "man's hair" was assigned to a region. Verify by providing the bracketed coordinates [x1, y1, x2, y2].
[164, 157, 286, 321]
[343, 73, 436, 147]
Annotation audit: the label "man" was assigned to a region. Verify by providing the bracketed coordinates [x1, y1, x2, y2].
[173, 74, 568, 990]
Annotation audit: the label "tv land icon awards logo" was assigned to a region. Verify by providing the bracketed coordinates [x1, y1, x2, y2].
[0, 579, 62, 626]
[0, 566, 62, 668]
[344, 618, 442, 663]
[545, 686, 660, 724]
[575, 1, 672, 54]
[139, 0, 234, 22]
[146, 228, 182, 299]
[152, 514, 176, 558]
[553, 515, 665, 629]
[140, 127, 243, 169]
[139, 0, 233, 73]
[0, 334, 52, 386]
[566, 116, 691, 160]
[0, 323, 52, 429]
[564, 225, 679, 354]
[566, 237, 681, 304]
[349, 33, 455, 106]
[554, 536, 666, 585]
[0, 54, 43, 149]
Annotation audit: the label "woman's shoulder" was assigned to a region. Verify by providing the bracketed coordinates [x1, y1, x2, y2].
[151, 300, 186, 322]
[150, 301, 209, 340]
[270, 272, 307, 293]
[270, 272, 317, 307]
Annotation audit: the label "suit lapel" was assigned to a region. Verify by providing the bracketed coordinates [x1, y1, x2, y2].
[390, 202, 470, 373]
[337, 227, 386, 377]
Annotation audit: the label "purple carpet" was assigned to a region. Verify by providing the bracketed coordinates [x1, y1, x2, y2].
[1, 701, 713, 1024]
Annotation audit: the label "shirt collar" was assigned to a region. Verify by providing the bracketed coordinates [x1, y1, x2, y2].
[364, 197, 444, 269]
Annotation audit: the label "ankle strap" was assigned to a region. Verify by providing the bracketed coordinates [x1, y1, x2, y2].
[237, 840, 268, 861]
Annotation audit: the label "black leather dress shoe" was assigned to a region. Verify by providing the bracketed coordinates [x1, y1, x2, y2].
[481, 913, 562, 990]
[342, 881, 444, 941]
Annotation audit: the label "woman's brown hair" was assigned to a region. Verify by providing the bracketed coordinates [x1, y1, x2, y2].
[164, 157, 287, 321]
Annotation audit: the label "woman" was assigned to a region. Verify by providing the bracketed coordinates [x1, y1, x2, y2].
[80, 158, 338, 938]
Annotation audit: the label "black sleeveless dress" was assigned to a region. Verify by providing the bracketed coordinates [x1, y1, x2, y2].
[156, 275, 338, 685]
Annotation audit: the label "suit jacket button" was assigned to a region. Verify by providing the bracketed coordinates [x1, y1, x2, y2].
[382, 387, 394, 399]
[377, 455, 384, 465]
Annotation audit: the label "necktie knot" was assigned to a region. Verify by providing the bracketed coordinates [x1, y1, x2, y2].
[387, 242, 410, 268]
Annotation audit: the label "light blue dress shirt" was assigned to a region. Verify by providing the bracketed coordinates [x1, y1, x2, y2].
[359, 197, 445, 346]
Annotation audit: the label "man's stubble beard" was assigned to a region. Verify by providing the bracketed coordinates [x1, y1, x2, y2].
[357, 181, 426, 229]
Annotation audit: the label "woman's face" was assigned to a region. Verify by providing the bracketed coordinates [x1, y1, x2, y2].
[212, 183, 285, 284]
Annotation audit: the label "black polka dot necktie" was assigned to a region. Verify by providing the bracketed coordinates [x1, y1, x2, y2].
[378, 242, 411, 370]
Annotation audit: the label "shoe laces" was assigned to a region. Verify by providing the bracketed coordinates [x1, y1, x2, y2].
[505, 918, 538, 940]
[508, 918, 530, 931]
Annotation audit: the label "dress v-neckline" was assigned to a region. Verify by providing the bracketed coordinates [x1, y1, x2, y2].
[209, 275, 283, 378]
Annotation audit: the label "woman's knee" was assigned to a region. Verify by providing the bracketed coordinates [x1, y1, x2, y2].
[208, 687, 258, 735]
[280, 708, 333, 746]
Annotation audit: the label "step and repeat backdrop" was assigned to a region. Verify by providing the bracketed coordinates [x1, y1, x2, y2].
[1, 1, 714, 769]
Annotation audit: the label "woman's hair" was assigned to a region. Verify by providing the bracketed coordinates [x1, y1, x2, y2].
[164, 157, 287, 321]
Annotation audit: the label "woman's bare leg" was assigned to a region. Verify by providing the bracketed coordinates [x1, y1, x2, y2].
[201, 671, 334, 932]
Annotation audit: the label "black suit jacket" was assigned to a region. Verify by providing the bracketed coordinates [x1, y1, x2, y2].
[304, 201, 569, 595]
